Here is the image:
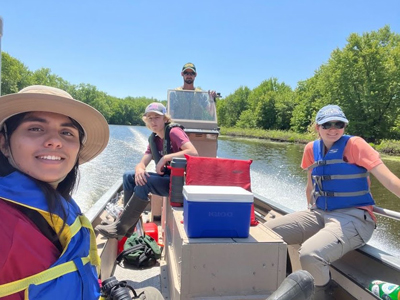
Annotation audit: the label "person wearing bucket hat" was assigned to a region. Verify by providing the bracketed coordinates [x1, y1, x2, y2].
[95, 102, 198, 240]
[0, 85, 109, 299]
[265, 104, 400, 299]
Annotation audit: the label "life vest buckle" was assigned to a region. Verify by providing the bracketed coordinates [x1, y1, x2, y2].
[323, 191, 335, 197]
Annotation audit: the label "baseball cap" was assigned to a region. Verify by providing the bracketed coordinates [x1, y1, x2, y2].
[182, 62, 196, 73]
[315, 104, 349, 125]
[143, 102, 167, 116]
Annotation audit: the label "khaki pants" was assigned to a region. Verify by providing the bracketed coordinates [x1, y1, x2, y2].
[264, 207, 375, 286]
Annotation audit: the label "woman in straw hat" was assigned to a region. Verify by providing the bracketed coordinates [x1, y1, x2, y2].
[0, 85, 110, 299]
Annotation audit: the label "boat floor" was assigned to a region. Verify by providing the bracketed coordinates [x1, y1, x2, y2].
[102, 212, 169, 298]
[105, 229, 357, 300]
[113, 261, 165, 293]
[97, 205, 359, 300]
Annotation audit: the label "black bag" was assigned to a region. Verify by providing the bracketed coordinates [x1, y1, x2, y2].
[116, 232, 162, 268]
[101, 276, 165, 300]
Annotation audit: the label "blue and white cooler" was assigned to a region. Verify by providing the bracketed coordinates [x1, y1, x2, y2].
[183, 185, 253, 238]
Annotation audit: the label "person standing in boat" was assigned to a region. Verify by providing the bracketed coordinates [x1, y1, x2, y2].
[265, 104, 400, 299]
[176, 62, 216, 97]
[95, 102, 198, 239]
[0, 85, 109, 300]
[171, 62, 218, 119]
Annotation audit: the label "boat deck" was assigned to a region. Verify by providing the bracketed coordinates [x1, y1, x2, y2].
[113, 217, 169, 297]
[91, 181, 395, 300]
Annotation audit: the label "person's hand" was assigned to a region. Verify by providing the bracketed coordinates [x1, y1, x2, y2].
[156, 157, 168, 175]
[208, 90, 217, 101]
[135, 168, 149, 186]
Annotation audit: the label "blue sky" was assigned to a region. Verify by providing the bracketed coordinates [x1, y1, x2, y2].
[1, 1, 399, 101]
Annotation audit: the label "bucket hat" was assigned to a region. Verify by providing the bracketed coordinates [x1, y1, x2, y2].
[0, 85, 109, 164]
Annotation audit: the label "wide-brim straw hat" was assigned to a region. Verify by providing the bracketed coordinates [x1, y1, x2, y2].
[0, 85, 109, 164]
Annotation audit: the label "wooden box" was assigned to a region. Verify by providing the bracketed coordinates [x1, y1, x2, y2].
[163, 203, 287, 299]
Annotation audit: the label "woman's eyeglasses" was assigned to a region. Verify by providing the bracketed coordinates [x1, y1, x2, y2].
[183, 71, 196, 76]
[321, 121, 346, 130]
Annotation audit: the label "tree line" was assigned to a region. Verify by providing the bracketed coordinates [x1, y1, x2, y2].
[1, 53, 160, 126]
[1, 26, 399, 142]
[217, 26, 400, 143]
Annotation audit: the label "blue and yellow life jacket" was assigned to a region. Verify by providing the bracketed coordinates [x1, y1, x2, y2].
[308, 135, 375, 211]
[0, 171, 100, 300]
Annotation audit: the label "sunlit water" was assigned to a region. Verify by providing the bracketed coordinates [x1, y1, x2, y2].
[74, 125, 400, 257]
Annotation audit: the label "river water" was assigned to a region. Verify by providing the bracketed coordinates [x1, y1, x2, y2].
[74, 125, 400, 257]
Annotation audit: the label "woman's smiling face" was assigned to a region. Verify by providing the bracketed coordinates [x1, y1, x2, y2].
[317, 120, 345, 149]
[1, 111, 81, 186]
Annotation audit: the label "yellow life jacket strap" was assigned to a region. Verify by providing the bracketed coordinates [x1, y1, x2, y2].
[79, 214, 101, 267]
[0, 215, 101, 298]
[0, 256, 91, 297]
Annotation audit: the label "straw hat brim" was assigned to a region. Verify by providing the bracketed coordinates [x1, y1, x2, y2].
[0, 92, 109, 164]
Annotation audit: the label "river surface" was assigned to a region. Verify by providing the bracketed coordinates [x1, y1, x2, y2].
[73, 125, 400, 257]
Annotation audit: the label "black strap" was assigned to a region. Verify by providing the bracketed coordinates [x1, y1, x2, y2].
[115, 244, 157, 267]
[18, 205, 63, 252]
[115, 244, 145, 265]
[137, 246, 153, 267]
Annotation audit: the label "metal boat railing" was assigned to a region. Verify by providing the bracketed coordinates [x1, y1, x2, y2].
[373, 206, 400, 221]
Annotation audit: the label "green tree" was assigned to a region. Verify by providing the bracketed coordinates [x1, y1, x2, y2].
[323, 26, 400, 141]
[292, 26, 400, 141]
[239, 78, 294, 130]
[218, 86, 251, 127]
[31, 68, 69, 89]
[1, 52, 32, 95]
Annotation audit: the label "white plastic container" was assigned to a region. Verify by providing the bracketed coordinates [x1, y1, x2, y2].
[183, 185, 253, 238]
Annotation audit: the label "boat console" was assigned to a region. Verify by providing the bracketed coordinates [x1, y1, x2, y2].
[167, 89, 219, 157]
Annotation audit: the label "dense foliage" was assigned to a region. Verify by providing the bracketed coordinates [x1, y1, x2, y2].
[1, 26, 399, 141]
[217, 26, 400, 143]
[0, 52, 160, 125]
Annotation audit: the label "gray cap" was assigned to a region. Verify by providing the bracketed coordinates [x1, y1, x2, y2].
[143, 102, 167, 116]
[315, 105, 349, 125]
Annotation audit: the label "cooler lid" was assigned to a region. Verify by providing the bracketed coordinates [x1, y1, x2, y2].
[183, 185, 253, 203]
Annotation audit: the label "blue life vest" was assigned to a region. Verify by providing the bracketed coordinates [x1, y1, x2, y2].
[0, 171, 100, 300]
[309, 135, 375, 211]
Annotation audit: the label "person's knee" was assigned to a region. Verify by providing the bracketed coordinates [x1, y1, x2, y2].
[299, 250, 330, 286]
[299, 250, 317, 268]
[123, 172, 135, 190]
[122, 171, 133, 182]
[134, 185, 151, 200]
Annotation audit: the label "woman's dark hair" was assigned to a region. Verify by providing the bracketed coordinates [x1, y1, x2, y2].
[0, 112, 85, 236]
